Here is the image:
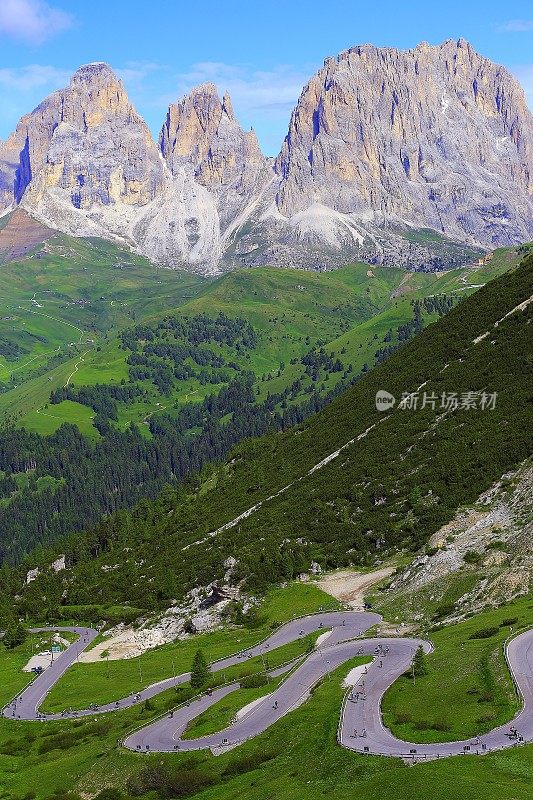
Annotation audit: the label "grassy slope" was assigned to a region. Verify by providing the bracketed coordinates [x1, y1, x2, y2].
[18, 248, 531, 618]
[0, 240, 522, 435]
[41, 583, 339, 712]
[0, 234, 208, 423]
[0, 589, 532, 800]
[381, 595, 531, 742]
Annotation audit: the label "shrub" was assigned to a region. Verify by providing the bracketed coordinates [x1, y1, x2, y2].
[433, 603, 455, 620]
[469, 627, 499, 640]
[394, 712, 412, 724]
[240, 673, 269, 689]
[463, 550, 482, 564]
[242, 608, 268, 629]
[0, 737, 31, 756]
[38, 732, 77, 754]
[127, 765, 215, 797]
[500, 617, 518, 627]
[476, 713, 496, 725]
[2, 622, 27, 649]
[165, 769, 215, 797]
[222, 748, 280, 777]
[414, 718, 451, 732]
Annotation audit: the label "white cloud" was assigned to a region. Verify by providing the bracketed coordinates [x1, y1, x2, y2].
[0, 0, 72, 44]
[116, 61, 165, 85]
[498, 20, 533, 32]
[169, 61, 310, 115]
[0, 64, 70, 91]
[511, 65, 533, 110]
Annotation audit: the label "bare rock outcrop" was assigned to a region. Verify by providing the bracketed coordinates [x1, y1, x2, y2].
[1, 40, 532, 273]
[160, 82, 273, 234]
[274, 39, 533, 251]
[386, 460, 533, 619]
[0, 63, 221, 273]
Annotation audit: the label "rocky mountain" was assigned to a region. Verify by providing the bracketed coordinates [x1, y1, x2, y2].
[0, 63, 222, 272]
[160, 83, 273, 234]
[273, 38, 533, 258]
[0, 40, 532, 273]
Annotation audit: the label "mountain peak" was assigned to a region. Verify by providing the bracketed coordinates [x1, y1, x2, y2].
[274, 37, 533, 249]
[159, 83, 268, 229]
[70, 62, 119, 87]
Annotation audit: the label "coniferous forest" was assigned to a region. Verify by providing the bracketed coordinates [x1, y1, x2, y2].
[1, 250, 531, 625]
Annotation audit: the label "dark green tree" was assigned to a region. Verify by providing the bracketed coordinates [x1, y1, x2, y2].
[190, 649, 210, 688]
[2, 621, 27, 649]
[412, 645, 428, 677]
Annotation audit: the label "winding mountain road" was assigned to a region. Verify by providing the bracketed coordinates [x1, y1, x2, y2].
[3, 614, 532, 762]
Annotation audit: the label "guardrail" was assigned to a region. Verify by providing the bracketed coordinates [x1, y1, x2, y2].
[335, 624, 531, 762]
[502, 624, 532, 712]
[3, 609, 340, 721]
[118, 652, 309, 752]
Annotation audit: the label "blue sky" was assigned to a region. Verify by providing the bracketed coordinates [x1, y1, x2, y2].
[0, 0, 532, 155]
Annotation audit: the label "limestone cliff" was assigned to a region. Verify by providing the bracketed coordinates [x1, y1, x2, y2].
[0, 63, 221, 272]
[160, 83, 272, 233]
[274, 39, 533, 250]
[0, 41, 532, 273]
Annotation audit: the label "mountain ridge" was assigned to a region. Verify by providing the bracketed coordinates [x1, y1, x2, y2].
[3, 246, 531, 611]
[0, 39, 532, 272]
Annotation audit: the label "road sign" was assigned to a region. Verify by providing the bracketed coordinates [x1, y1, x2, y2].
[51, 645, 61, 653]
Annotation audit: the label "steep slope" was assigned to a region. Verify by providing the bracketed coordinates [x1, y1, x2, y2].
[217, 40, 533, 271]
[0, 41, 531, 272]
[160, 83, 273, 235]
[0, 209, 54, 262]
[271, 39, 533, 259]
[0, 64, 221, 272]
[373, 458, 533, 623]
[9, 248, 532, 613]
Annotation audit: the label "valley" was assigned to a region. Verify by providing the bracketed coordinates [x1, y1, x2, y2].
[0, 237, 525, 565]
[0, 235, 521, 438]
[0, 11, 531, 800]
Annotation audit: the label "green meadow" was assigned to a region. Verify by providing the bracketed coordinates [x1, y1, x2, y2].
[0, 233, 521, 437]
[0, 582, 531, 800]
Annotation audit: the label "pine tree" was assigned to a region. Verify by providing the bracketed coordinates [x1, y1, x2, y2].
[412, 645, 428, 677]
[190, 649, 210, 688]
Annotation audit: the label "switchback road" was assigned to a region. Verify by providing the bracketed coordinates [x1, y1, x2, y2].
[3, 614, 532, 762]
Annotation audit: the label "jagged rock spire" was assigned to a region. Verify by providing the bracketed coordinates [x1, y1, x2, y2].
[160, 83, 270, 229]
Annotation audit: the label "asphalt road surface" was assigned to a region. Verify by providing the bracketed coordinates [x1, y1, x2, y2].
[3, 614, 532, 761]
